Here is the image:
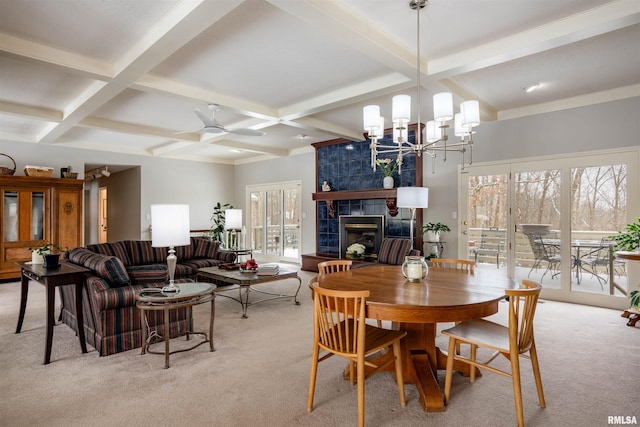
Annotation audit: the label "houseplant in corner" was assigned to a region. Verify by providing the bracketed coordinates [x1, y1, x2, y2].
[209, 202, 234, 245]
[609, 217, 640, 309]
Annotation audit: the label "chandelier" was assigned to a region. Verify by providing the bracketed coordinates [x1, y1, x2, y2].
[363, 0, 480, 174]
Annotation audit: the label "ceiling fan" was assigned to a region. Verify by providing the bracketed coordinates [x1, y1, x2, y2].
[178, 104, 264, 136]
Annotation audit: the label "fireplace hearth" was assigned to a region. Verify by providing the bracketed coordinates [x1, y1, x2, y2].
[339, 215, 384, 259]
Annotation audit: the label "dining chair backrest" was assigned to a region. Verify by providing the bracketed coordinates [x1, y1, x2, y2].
[317, 260, 352, 277]
[430, 258, 475, 274]
[506, 279, 542, 354]
[377, 238, 412, 265]
[308, 283, 407, 427]
[311, 284, 369, 356]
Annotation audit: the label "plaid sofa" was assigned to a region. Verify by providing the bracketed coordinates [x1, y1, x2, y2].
[60, 237, 236, 356]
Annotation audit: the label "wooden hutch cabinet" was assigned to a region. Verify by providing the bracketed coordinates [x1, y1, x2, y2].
[0, 176, 83, 280]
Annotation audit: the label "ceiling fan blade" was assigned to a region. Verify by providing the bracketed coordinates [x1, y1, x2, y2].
[229, 128, 265, 136]
[195, 108, 215, 127]
[202, 125, 225, 134]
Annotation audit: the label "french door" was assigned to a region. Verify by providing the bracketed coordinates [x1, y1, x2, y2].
[459, 148, 638, 309]
[246, 181, 301, 263]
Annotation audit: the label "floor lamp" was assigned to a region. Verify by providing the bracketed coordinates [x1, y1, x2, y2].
[396, 187, 429, 250]
[151, 204, 190, 292]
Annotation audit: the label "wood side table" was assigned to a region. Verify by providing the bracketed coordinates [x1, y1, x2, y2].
[15, 261, 90, 364]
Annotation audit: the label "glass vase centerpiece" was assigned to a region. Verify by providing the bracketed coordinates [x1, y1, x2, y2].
[402, 255, 429, 282]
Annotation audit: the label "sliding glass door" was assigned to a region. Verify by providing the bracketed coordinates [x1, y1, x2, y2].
[246, 181, 301, 263]
[459, 148, 638, 309]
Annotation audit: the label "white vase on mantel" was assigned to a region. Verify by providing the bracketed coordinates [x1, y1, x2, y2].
[383, 176, 394, 189]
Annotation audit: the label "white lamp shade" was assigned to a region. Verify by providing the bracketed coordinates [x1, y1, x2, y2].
[392, 95, 411, 123]
[363, 105, 380, 131]
[396, 186, 429, 208]
[151, 204, 190, 247]
[426, 120, 439, 143]
[461, 100, 480, 128]
[433, 92, 453, 122]
[373, 116, 385, 139]
[225, 209, 243, 230]
[454, 113, 469, 137]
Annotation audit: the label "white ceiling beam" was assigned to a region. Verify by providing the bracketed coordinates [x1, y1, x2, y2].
[283, 117, 364, 142]
[131, 74, 279, 121]
[79, 116, 199, 142]
[278, 73, 412, 121]
[0, 32, 113, 80]
[499, 83, 640, 121]
[429, 0, 640, 78]
[0, 101, 63, 122]
[37, 0, 244, 145]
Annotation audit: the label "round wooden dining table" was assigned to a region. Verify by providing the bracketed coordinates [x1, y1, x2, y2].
[315, 264, 517, 412]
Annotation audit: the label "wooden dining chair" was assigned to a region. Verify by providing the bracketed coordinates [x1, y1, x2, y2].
[307, 283, 406, 427]
[442, 279, 545, 427]
[317, 260, 352, 276]
[430, 258, 475, 274]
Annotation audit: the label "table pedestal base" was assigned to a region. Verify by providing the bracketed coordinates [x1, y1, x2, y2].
[350, 322, 480, 412]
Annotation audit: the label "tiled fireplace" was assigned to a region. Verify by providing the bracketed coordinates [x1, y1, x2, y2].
[310, 127, 423, 258]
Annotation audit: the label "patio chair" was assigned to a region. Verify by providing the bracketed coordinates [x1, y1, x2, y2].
[472, 228, 503, 268]
[579, 237, 619, 289]
[442, 279, 545, 427]
[307, 283, 406, 427]
[525, 233, 562, 282]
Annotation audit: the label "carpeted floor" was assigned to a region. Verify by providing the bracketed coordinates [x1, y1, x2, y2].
[0, 269, 637, 427]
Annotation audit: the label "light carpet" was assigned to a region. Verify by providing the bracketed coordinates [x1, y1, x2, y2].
[0, 270, 637, 427]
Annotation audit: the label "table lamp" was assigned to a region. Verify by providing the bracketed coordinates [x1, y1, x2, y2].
[396, 186, 429, 250]
[151, 204, 190, 292]
[225, 208, 242, 249]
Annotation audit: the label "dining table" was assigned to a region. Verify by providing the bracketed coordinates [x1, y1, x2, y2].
[314, 264, 517, 412]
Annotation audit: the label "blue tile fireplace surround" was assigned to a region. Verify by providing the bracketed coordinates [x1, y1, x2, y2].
[311, 127, 424, 258]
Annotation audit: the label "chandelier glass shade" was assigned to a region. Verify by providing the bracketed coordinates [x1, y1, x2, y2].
[363, 0, 480, 174]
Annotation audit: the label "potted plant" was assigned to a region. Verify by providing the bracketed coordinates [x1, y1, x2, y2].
[422, 222, 451, 243]
[29, 242, 65, 268]
[610, 217, 640, 310]
[209, 202, 234, 244]
[609, 217, 640, 253]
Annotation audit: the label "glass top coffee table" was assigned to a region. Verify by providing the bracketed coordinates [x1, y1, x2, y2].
[198, 265, 301, 318]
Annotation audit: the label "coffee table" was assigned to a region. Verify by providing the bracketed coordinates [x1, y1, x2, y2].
[198, 265, 301, 318]
[135, 282, 216, 369]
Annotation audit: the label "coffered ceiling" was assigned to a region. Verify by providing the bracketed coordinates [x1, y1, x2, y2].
[1, 0, 639, 165]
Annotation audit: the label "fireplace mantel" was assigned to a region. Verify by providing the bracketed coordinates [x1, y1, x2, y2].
[312, 189, 398, 216]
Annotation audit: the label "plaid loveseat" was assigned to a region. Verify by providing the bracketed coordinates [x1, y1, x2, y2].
[60, 237, 235, 356]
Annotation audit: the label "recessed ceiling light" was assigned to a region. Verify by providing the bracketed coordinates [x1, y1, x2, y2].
[297, 134, 309, 139]
[522, 83, 540, 93]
